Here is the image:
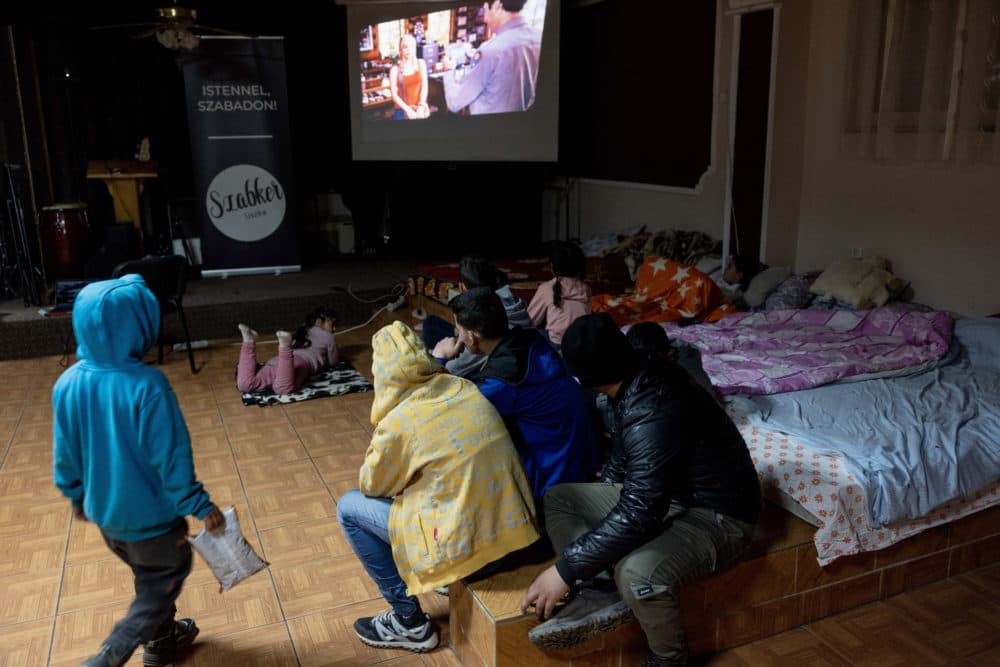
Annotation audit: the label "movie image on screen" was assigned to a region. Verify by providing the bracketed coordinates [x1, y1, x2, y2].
[358, 0, 547, 121]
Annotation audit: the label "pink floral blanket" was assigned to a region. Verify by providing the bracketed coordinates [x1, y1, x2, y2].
[666, 306, 953, 395]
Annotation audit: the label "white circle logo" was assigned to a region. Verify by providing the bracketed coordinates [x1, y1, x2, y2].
[206, 164, 286, 242]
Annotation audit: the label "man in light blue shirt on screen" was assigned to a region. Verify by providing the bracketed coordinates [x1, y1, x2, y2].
[443, 0, 542, 115]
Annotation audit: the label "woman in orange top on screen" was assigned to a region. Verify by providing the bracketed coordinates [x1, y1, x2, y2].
[390, 33, 429, 120]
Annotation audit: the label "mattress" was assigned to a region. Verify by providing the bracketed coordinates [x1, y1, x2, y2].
[734, 411, 1000, 566]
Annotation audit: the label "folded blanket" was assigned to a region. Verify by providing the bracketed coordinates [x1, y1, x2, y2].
[593, 257, 736, 326]
[667, 306, 953, 395]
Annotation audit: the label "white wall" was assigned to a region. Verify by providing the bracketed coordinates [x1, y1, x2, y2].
[761, 0, 810, 268]
[792, 1, 1000, 316]
[572, 176, 729, 240]
[563, 0, 999, 316]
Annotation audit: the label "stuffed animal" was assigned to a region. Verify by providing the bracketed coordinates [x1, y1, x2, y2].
[809, 256, 906, 309]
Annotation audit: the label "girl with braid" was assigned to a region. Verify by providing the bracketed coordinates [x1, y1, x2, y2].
[528, 241, 591, 348]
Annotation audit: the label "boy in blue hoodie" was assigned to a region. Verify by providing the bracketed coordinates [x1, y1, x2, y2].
[52, 274, 224, 667]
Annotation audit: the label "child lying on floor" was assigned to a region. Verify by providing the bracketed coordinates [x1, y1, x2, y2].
[236, 307, 338, 395]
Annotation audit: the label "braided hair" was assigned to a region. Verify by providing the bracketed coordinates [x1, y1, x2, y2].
[549, 241, 586, 308]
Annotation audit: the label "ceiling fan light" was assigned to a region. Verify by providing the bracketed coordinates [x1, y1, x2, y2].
[158, 6, 197, 22]
[156, 28, 180, 49]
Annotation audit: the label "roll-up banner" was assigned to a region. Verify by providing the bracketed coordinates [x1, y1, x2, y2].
[181, 36, 299, 277]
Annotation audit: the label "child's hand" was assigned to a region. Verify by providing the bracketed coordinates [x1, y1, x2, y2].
[203, 505, 226, 532]
[72, 505, 88, 522]
[432, 336, 464, 360]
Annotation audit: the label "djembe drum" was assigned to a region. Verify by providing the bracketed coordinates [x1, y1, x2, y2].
[39, 202, 93, 280]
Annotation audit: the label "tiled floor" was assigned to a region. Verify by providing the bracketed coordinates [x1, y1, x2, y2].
[3, 310, 1000, 666]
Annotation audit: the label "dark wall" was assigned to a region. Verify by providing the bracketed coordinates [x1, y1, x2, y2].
[559, 0, 716, 188]
[6, 2, 548, 262]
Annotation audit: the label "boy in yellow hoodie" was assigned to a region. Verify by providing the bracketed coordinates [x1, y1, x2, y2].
[337, 321, 539, 652]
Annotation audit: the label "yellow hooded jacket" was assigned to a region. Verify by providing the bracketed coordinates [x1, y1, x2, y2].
[361, 321, 540, 594]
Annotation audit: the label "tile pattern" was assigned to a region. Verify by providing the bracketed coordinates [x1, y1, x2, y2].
[0, 314, 465, 666]
[5, 310, 1000, 666]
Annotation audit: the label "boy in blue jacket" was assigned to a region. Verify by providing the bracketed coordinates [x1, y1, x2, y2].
[449, 287, 597, 504]
[445, 287, 597, 580]
[52, 275, 224, 667]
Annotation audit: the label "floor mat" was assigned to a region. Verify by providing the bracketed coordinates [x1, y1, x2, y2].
[240, 360, 373, 406]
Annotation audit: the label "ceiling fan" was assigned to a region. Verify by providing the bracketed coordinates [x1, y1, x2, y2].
[89, 2, 248, 51]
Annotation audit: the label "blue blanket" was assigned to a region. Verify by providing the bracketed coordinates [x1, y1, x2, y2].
[744, 318, 1000, 527]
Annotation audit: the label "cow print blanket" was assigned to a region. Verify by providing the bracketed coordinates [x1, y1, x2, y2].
[240, 360, 373, 407]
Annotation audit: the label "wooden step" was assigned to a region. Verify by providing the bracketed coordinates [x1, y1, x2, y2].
[448, 502, 1000, 666]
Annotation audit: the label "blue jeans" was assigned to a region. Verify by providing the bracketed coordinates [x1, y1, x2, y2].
[336, 490, 420, 617]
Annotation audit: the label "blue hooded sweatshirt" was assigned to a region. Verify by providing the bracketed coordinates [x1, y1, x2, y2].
[475, 327, 597, 500]
[52, 275, 214, 542]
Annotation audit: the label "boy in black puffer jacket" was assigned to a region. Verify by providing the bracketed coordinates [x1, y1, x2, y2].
[520, 313, 762, 667]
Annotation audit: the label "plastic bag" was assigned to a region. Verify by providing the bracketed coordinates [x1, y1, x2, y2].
[188, 506, 269, 592]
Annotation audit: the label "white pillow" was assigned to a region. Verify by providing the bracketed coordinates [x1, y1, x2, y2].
[743, 266, 791, 307]
[809, 257, 903, 309]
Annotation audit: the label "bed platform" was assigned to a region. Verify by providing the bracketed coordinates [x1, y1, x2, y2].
[448, 500, 1000, 666]
[408, 282, 1000, 665]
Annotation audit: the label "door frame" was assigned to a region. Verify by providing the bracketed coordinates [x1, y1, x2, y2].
[721, 2, 781, 264]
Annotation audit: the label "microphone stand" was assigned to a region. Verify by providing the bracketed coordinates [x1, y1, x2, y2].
[3, 162, 43, 306]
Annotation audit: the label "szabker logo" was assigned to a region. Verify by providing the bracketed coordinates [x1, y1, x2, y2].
[206, 164, 286, 242]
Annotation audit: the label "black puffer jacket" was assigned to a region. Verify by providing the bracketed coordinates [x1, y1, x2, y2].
[555, 359, 762, 584]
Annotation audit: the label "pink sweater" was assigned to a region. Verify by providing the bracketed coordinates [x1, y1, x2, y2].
[263, 326, 338, 374]
[527, 277, 592, 345]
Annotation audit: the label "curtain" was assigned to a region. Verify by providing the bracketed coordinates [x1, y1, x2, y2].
[842, 0, 1000, 164]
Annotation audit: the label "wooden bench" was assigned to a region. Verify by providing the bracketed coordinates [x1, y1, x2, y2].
[449, 501, 1000, 666]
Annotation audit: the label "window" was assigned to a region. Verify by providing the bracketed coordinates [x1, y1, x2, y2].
[377, 20, 402, 59]
[426, 10, 451, 46]
[842, 0, 1000, 163]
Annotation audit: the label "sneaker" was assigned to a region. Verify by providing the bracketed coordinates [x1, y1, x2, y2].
[78, 644, 132, 667]
[142, 618, 199, 666]
[527, 586, 634, 650]
[353, 609, 439, 652]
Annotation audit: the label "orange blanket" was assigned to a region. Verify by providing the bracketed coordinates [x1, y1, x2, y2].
[592, 258, 737, 325]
